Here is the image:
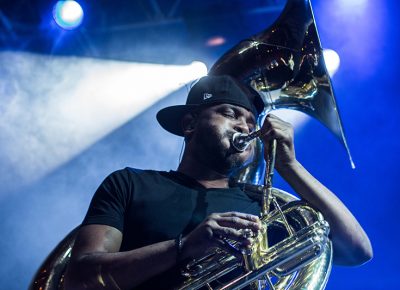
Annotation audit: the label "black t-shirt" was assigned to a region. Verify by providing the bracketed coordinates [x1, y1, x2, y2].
[82, 168, 262, 289]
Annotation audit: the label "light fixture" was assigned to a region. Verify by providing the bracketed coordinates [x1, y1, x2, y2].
[53, 1, 84, 30]
[206, 36, 226, 47]
[323, 49, 341, 77]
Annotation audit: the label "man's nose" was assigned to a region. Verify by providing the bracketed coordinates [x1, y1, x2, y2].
[234, 119, 250, 134]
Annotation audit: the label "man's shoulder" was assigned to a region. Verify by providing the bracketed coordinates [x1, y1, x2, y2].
[108, 167, 166, 181]
[100, 168, 169, 196]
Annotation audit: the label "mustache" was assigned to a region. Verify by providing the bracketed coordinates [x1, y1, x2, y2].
[225, 130, 236, 140]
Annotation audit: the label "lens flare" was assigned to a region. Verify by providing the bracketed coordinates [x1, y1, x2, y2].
[53, 1, 84, 30]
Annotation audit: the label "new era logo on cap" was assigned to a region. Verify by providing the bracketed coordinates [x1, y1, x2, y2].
[203, 93, 213, 100]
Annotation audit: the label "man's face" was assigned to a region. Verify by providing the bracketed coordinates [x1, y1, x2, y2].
[189, 103, 256, 174]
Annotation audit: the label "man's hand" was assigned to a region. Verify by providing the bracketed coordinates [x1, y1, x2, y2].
[260, 114, 296, 171]
[259, 115, 372, 265]
[181, 212, 262, 259]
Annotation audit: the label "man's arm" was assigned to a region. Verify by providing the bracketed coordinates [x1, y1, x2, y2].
[278, 160, 372, 265]
[64, 224, 178, 290]
[64, 212, 261, 290]
[260, 114, 373, 266]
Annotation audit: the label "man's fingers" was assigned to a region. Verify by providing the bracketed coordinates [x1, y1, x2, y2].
[216, 212, 261, 230]
[204, 212, 261, 247]
[260, 114, 294, 145]
[262, 114, 293, 133]
[216, 216, 261, 232]
[262, 128, 290, 142]
[218, 212, 260, 222]
[212, 225, 254, 245]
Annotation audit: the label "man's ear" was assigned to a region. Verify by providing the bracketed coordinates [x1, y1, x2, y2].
[181, 112, 198, 138]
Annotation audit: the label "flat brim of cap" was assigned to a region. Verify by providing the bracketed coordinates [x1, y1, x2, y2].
[156, 104, 199, 136]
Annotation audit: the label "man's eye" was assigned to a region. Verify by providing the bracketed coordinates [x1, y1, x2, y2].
[222, 111, 235, 118]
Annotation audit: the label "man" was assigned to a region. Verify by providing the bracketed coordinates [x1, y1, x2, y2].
[64, 75, 372, 290]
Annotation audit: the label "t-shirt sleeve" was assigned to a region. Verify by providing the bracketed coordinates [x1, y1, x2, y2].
[81, 169, 133, 232]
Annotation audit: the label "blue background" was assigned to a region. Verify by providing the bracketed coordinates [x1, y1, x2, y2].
[0, 0, 399, 289]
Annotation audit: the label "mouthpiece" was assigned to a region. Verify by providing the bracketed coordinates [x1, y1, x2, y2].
[231, 130, 262, 152]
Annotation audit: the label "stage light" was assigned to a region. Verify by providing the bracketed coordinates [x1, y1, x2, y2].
[336, 0, 368, 13]
[323, 49, 340, 77]
[206, 36, 226, 47]
[53, 1, 84, 30]
[338, 0, 367, 8]
[0, 52, 207, 187]
[187, 61, 208, 78]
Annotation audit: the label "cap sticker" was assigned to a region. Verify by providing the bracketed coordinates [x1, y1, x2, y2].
[203, 93, 213, 100]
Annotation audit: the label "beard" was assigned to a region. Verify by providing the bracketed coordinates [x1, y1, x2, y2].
[192, 124, 251, 175]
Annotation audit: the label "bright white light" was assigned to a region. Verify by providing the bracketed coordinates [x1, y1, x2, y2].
[0, 52, 206, 188]
[268, 109, 310, 130]
[53, 1, 84, 30]
[323, 49, 341, 77]
[187, 61, 208, 78]
[338, 0, 367, 7]
[336, 0, 368, 13]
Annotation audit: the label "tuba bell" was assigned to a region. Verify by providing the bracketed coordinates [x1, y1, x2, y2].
[29, 0, 350, 289]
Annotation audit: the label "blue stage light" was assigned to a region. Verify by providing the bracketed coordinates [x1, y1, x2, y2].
[337, 0, 367, 10]
[53, 1, 84, 30]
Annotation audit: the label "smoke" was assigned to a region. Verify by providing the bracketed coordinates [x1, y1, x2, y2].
[0, 56, 192, 289]
[0, 51, 206, 195]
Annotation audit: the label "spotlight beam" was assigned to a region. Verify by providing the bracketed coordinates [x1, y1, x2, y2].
[0, 51, 207, 193]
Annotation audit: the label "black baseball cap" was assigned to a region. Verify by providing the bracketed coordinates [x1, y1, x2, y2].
[156, 75, 264, 136]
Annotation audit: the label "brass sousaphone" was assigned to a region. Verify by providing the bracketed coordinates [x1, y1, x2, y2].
[173, 0, 353, 289]
[30, 0, 352, 289]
